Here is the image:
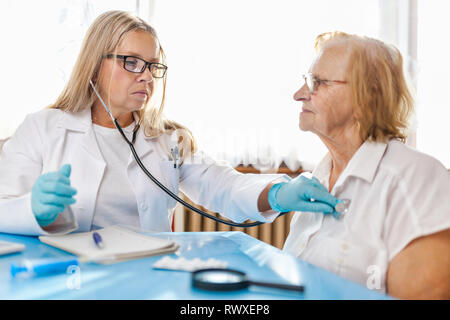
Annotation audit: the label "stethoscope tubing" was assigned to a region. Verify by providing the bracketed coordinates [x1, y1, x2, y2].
[113, 119, 287, 228]
[89, 80, 285, 228]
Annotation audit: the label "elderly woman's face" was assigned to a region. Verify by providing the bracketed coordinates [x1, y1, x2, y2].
[293, 44, 355, 140]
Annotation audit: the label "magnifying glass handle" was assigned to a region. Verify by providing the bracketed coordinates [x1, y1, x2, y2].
[248, 280, 304, 292]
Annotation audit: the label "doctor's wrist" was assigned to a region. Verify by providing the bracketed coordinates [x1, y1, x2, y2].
[268, 182, 289, 213]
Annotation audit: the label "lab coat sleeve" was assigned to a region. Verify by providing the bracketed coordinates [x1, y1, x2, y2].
[179, 151, 290, 223]
[0, 114, 76, 236]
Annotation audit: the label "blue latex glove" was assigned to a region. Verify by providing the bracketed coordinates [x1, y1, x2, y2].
[268, 175, 339, 214]
[31, 164, 77, 227]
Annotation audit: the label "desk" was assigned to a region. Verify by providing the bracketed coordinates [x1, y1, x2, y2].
[0, 231, 390, 299]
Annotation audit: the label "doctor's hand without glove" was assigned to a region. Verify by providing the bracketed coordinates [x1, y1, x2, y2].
[31, 164, 77, 227]
[268, 175, 339, 215]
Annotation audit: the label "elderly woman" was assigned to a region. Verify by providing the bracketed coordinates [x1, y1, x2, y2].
[281, 32, 450, 299]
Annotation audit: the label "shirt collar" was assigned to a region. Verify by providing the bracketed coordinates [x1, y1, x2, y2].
[313, 140, 388, 188]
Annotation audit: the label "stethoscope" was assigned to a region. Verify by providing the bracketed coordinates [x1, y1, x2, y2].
[89, 80, 289, 228]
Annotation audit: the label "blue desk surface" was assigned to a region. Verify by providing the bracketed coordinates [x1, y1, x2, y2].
[0, 231, 390, 300]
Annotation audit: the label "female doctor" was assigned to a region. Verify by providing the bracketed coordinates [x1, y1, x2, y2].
[0, 11, 339, 236]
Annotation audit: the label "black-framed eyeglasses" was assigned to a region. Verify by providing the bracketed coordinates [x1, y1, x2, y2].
[302, 73, 347, 93]
[105, 54, 168, 78]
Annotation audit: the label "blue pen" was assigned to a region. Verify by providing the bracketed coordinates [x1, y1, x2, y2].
[93, 231, 105, 249]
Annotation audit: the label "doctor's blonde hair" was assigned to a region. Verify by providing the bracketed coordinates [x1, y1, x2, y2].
[314, 31, 414, 143]
[49, 10, 196, 158]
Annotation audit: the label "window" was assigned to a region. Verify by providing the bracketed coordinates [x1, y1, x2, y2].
[1, 0, 448, 169]
[147, 0, 426, 170]
[0, 0, 137, 140]
[416, 1, 450, 167]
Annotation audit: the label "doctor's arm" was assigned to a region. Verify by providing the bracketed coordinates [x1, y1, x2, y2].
[257, 183, 274, 212]
[0, 114, 75, 235]
[0, 114, 45, 234]
[179, 153, 338, 224]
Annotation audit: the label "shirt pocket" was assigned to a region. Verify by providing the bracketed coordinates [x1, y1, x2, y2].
[159, 160, 180, 209]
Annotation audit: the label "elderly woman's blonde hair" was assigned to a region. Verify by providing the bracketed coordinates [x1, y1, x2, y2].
[315, 31, 414, 143]
[49, 10, 196, 156]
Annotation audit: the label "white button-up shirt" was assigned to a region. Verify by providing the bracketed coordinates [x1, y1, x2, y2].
[283, 139, 450, 293]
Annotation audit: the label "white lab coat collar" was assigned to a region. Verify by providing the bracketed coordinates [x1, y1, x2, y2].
[313, 140, 388, 190]
[55, 108, 164, 160]
[57, 107, 92, 132]
[56, 108, 150, 136]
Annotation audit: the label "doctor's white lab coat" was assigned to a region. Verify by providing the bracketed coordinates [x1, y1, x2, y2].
[0, 108, 285, 236]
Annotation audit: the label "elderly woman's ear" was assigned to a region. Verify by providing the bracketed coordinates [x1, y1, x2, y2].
[352, 108, 363, 130]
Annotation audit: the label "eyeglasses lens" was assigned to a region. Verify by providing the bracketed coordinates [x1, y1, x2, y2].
[305, 74, 315, 92]
[124, 57, 166, 78]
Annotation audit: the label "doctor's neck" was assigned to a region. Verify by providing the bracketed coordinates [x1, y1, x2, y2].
[91, 102, 134, 128]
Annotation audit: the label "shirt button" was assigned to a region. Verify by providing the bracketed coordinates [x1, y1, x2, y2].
[338, 258, 345, 265]
[300, 242, 306, 249]
[140, 202, 148, 211]
[341, 243, 349, 251]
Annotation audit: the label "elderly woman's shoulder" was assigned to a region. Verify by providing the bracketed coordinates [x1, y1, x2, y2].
[382, 139, 449, 176]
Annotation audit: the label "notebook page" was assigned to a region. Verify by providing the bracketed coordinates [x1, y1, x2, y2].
[39, 225, 176, 260]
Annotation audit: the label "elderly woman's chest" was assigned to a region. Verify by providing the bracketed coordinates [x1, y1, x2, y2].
[299, 178, 391, 289]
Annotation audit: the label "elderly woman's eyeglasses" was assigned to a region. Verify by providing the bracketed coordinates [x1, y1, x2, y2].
[105, 54, 168, 78]
[302, 73, 347, 93]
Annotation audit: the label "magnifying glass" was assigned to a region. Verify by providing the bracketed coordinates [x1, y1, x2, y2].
[192, 268, 304, 293]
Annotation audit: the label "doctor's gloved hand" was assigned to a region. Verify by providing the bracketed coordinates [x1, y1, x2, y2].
[31, 164, 77, 227]
[268, 175, 338, 214]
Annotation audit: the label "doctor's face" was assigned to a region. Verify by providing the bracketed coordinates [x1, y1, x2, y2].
[96, 30, 159, 119]
[293, 44, 356, 141]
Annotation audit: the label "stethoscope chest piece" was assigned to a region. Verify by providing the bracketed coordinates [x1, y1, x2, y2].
[334, 198, 351, 218]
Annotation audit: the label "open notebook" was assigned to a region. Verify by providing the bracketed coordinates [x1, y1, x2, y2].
[39, 225, 179, 264]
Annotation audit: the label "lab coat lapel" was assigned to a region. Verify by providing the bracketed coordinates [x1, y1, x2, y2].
[127, 131, 178, 231]
[59, 109, 106, 231]
[58, 108, 105, 161]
